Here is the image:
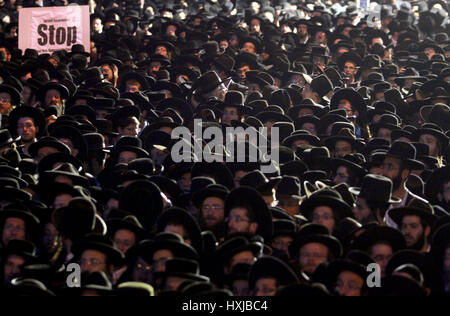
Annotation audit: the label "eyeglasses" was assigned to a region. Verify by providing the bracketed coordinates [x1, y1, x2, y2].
[225, 216, 250, 224]
[80, 258, 106, 267]
[202, 205, 224, 211]
[135, 263, 152, 271]
[4, 224, 25, 233]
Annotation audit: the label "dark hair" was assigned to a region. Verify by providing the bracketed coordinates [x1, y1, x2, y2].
[366, 200, 391, 218]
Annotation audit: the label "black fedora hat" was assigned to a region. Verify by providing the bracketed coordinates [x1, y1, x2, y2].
[0, 239, 38, 263]
[282, 130, 322, 148]
[212, 54, 235, 75]
[159, 258, 209, 283]
[384, 141, 425, 170]
[0, 129, 19, 148]
[249, 256, 299, 291]
[276, 176, 302, 200]
[337, 51, 362, 71]
[119, 180, 164, 231]
[239, 170, 281, 196]
[106, 215, 146, 241]
[214, 236, 263, 262]
[37, 82, 70, 103]
[128, 233, 198, 263]
[255, 111, 293, 124]
[330, 88, 367, 115]
[323, 128, 365, 151]
[27, 136, 70, 157]
[191, 184, 229, 209]
[369, 114, 401, 136]
[84, 133, 111, 153]
[51, 197, 97, 240]
[389, 205, 437, 228]
[331, 154, 368, 177]
[351, 225, 406, 253]
[225, 186, 273, 242]
[216, 91, 252, 115]
[68, 44, 90, 57]
[118, 71, 150, 92]
[8, 106, 47, 138]
[349, 174, 401, 204]
[289, 233, 343, 260]
[300, 188, 353, 221]
[41, 163, 89, 188]
[156, 98, 193, 126]
[71, 233, 124, 267]
[0, 209, 40, 231]
[156, 207, 203, 254]
[191, 71, 227, 97]
[0, 84, 22, 105]
[412, 123, 449, 149]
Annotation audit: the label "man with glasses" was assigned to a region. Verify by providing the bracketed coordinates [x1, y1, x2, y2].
[192, 184, 229, 241]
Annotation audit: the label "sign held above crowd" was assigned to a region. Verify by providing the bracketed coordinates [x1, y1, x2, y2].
[18, 5, 90, 55]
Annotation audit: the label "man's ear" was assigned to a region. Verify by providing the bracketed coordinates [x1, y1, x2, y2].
[401, 168, 410, 181]
[249, 223, 258, 235]
[424, 226, 431, 238]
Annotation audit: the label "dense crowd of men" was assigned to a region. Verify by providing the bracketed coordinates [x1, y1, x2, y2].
[0, 0, 449, 296]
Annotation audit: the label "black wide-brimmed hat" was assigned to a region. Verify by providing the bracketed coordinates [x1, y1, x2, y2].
[8, 106, 46, 138]
[337, 52, 362, 71]
[71, 233, 124, 267]
[37, 83, 70, 102]
[156, 207, 203, 254]
[276, 176, 302, 199]
[225, 186, 273, 242]
[329, 88, 367, 115]
[323, 128, 365, 151]
[389, 206, 437, 228]
[191, 184, 229, 209]
[68, 44, 90, 57]
[249, 256, 299, 290]
[300, 188, 353, 221]
[106, 215, 146, 241]
[283, 130, 322, 148]
[52, 197, 97, 240]
[239, 170, 281, 196]
[412, 123, 449, 149]
[159, 258, 209, 283]
[0, 129, 19, 148]
[351, 225, 406, 253]
[331, 154, 367, 177]
[119, 180, 164, 231]
[349, 174, 401, 204]
[191, 71, 227, 96]
[0, 239, 38, 263]
[384, 141, 425, 170]
[369, 114, 401, 136]
[0, 209, 40, 231]
[41, 163, 89, 188]
[216, 91, 252, 115]
[214, 236, 263, 262]
[118, 71, 151, 92]
[289, 233, 343, 259]
[127, 233, 198, 263]
[0, 84, 22, 105]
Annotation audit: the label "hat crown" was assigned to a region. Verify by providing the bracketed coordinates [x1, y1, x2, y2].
[387, 141, 417, 160]
[379, 114, 400, 125]
[0, 129, 13, 144]
[358, 174, 394, 202]
[224, 91, 244, 106]
[165, 258, 199, 275]
[277, 176, 301, 196]
[6, 239, 37, 256]
[83, 271, 113, 289]
[240, 171, 269, 188]
[52, 162, 80, 175]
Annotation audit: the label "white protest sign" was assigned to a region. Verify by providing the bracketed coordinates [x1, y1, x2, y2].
[19, 5, 90, 54]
